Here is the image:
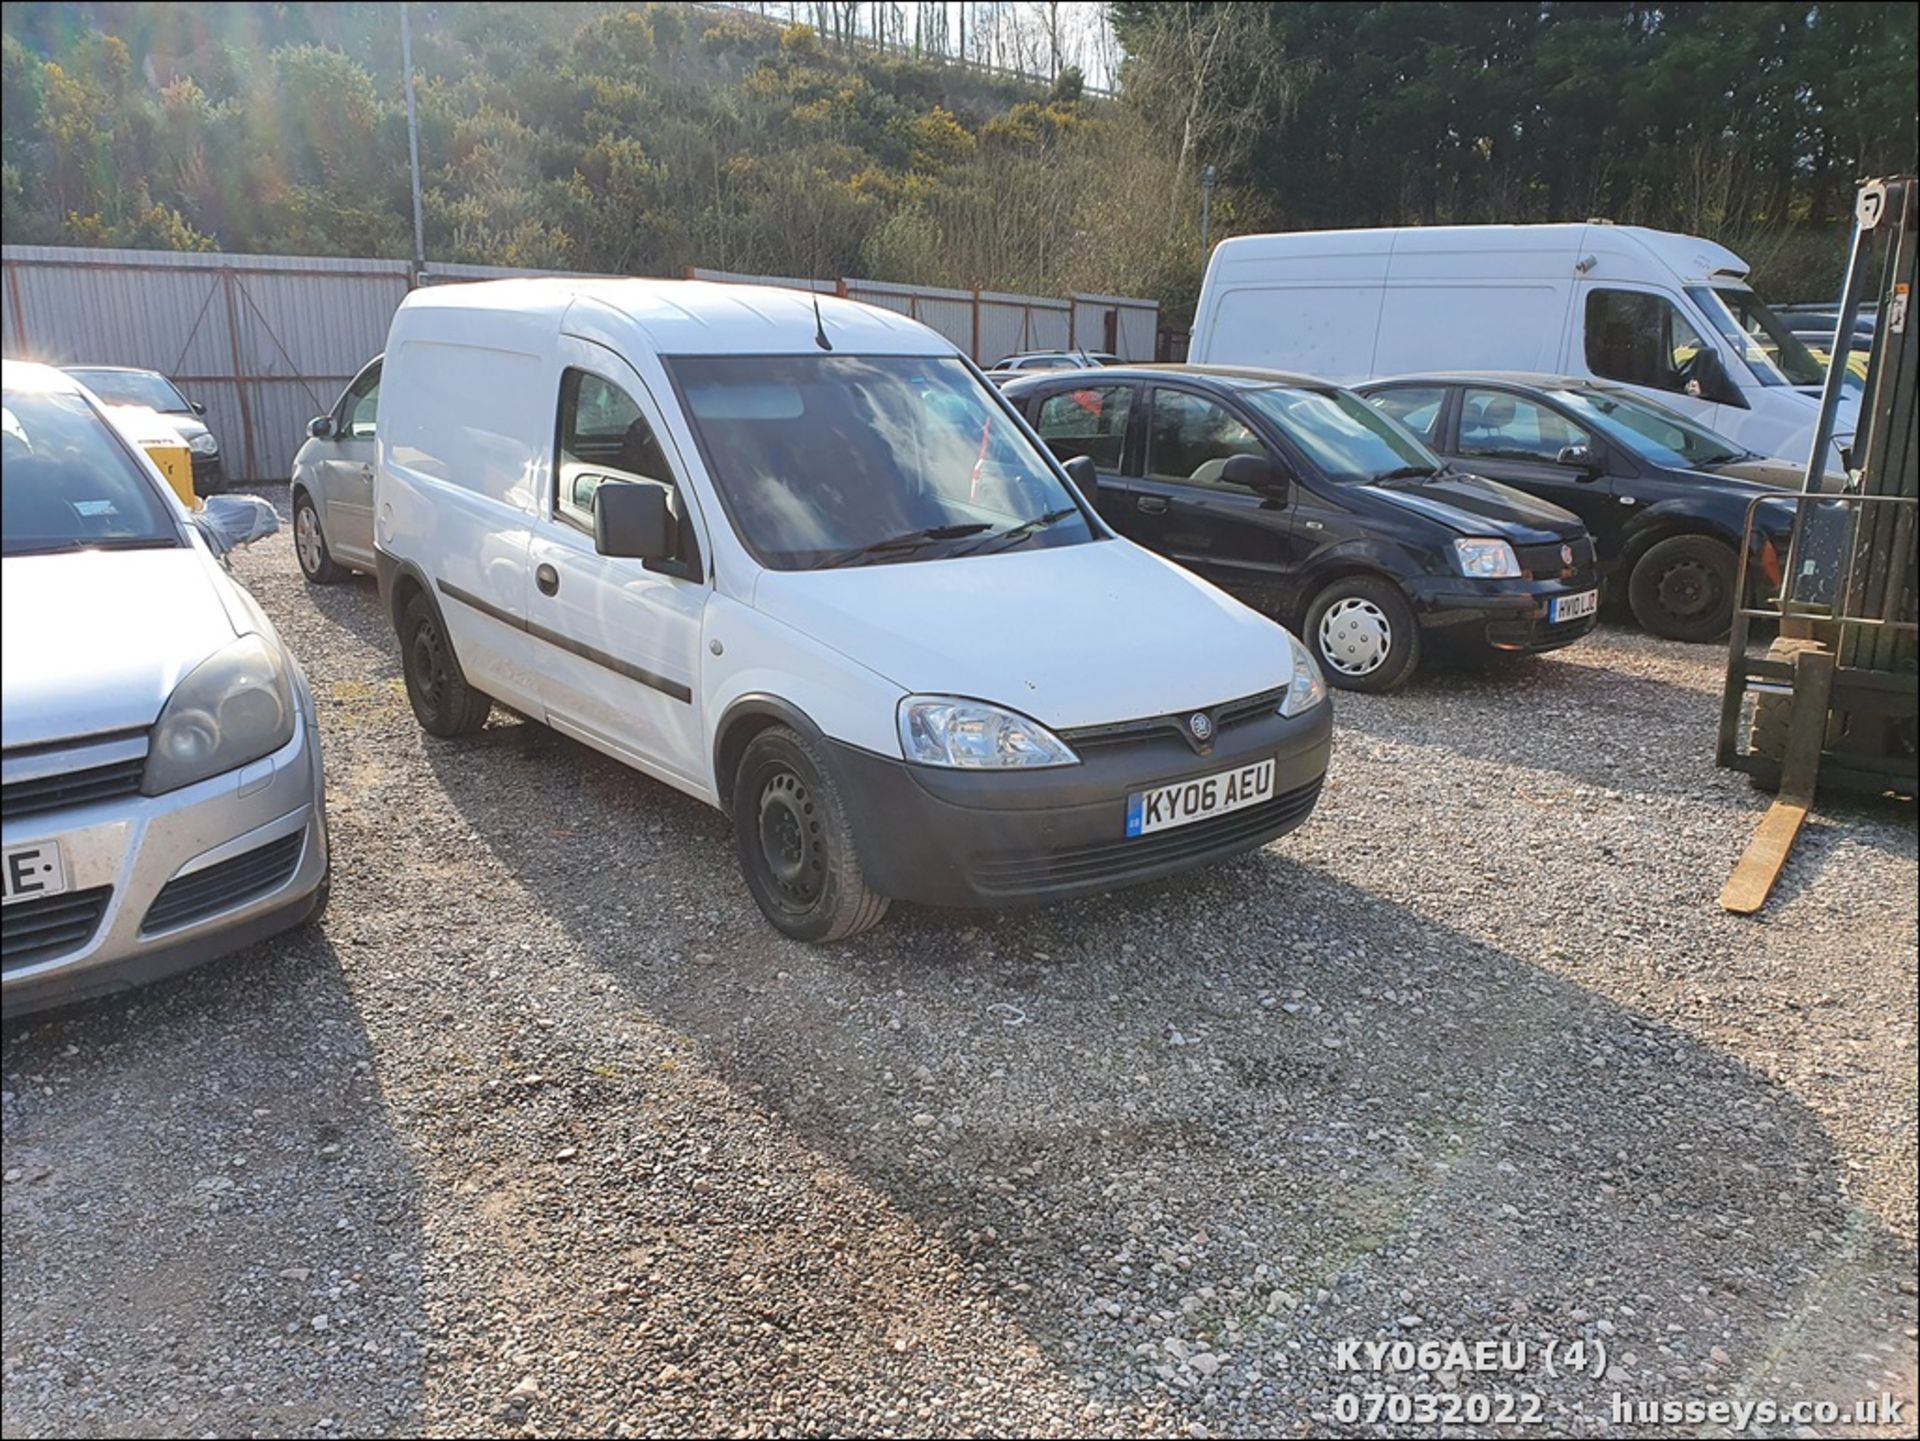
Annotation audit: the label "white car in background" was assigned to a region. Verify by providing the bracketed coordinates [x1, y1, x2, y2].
[1, 361, 328, 1015]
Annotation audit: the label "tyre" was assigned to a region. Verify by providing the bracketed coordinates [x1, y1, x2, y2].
[1746, 636, 1825, 790]
[731, 725, 889, 943]
[293, 491, 345, 585]
[1628, 534, 1737, 642]
[1304, 575, 1422, 693]
[398, 591, 492, 737]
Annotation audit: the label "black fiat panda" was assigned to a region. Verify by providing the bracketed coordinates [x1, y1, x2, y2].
[1004, 364, 1602, 692]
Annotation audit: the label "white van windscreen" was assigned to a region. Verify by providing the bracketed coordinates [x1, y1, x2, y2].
[668, 354, 1097, 571]
[1688, 287, 1835, 389]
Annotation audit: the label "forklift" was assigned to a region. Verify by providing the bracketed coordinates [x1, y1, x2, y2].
[1718, 174, 1918, 914]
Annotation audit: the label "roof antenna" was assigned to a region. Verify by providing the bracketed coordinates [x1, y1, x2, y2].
[811, 285, 833, 352]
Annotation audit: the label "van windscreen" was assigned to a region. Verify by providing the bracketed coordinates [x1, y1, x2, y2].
[667, 354, 1096, 571]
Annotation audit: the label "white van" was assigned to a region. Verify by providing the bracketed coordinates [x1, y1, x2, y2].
[374, 279, 1331, 941]
[1189, 223, 1859, 473]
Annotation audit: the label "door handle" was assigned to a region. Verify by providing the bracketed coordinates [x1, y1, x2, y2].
[1137, 495, 1169, 515]
[535, 563, 559, 596]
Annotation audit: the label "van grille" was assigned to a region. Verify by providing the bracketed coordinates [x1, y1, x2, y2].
[969, 777, 1323, 895]
[2, 886, 114, 972]
[1059, 687, 1288, 754]
[142, 832, 304, 934]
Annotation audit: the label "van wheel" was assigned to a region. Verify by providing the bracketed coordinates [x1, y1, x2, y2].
[732, 726, 889, 943]
[1629, 534, 1736, 642]
[399, 592, 491, 737]
[1305, 576, 1421, 693]
[293, 492, 344, 585]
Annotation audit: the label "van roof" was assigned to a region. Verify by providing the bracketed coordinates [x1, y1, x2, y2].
[393, 277, 953, 358]
[1208, 223, 1750, 286]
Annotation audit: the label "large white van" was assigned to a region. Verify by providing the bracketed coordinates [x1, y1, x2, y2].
[1189, 223, 1859, 472]
[374, 279, 1331, 940]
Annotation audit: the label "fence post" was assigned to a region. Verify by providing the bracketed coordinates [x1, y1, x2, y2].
[971, 287, 981, 360]
[5, 263, 26, 353]
[220, 269, 259, 484]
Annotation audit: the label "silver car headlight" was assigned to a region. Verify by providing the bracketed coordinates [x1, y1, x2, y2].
[187, 431, 219, 456]
[1277, 631, 1327, 717]
[1452, 537, 1522, 579]
[898, 696, 1078, 769]
[143, 635, 297, 794]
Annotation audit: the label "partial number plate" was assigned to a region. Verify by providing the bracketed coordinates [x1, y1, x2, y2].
[3, 841, 70, 906]
[1550, 589, 1599, 624]
[1127, 757, 1276, 838]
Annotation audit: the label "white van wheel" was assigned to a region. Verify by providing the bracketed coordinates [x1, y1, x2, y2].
[732, 726, 889, 943]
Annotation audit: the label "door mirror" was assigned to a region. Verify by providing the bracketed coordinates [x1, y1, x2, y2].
[1061, 454, 1099, 494]
[1556, 443, 1598, 471]
[307, 415, 335, 440]
[1683, 348, 1744, 407]
[593, 479, 676, 561]
[189, 399, 208, 416]
[1220, 452, 1289, 496]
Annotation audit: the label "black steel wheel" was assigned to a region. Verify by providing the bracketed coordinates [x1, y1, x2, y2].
[732, 726, 888, 943]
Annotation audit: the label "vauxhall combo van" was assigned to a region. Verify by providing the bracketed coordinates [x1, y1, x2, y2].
[374, 280, 1331, 941]
[1189, 223, 1860, 473]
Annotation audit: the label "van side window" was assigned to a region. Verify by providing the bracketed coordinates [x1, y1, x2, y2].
[556, 369, 677, 531]
[1585, 290, 1711, 396]
[1146, 389, 1265, 488]
[340, 364, 380, 440]
[1034, 385, 1133, 470]
[1367, 386, 1445, 444]
[1458, 389, 1590, 463]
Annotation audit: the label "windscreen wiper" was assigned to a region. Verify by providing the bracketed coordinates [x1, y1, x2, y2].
[820, 523, 992, 569]
[958, 507, 1082, 556]
[1372, 465, 1444, 484]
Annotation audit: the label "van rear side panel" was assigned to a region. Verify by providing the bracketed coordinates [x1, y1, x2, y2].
[1197, 286, 1384, 381]
[1373, 284, 1568, 374]
[379, 329, 552, 716]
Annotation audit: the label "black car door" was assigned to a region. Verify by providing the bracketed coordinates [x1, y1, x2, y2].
[1026, 378, 1147, 539]
[1136, 383, 1295, 611]
[1450, 385, 1621, 549]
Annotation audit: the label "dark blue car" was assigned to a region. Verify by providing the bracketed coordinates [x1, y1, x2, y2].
[1357, 373, 1817, 641]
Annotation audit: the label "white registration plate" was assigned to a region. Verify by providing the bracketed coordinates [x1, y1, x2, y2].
[1126, 757, 1276, 838]
[1550, 589, 1599, 623]
[3, 841, 70, 905]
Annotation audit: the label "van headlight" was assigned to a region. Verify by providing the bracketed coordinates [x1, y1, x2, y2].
[187, 432, 219, 456]
[143, 635, 297, 794]
[1277, 631, 1326, 717]
[1452, 537, 1522, 578]
[898, 696, 1078, 769]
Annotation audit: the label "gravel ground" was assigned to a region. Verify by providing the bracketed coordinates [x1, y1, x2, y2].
[4, 494, 1916, 1438]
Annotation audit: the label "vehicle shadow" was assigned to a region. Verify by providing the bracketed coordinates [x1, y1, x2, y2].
[0, 931, 427, 1437]
[300, 572, 395, 656]
[420, 721, 1917, 1432]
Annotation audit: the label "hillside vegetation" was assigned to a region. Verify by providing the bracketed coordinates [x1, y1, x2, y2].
[3, 2, 1914, 316]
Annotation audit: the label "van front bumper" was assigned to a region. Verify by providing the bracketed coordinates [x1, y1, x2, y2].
[1, 716, 327, 1017]
[826, 699, 1332, 908]
[1409, 574, 1602, 655]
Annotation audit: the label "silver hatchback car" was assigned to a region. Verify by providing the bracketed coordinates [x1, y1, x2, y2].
[2, 361, 328, 1015]
[289, 355, 380, 583]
